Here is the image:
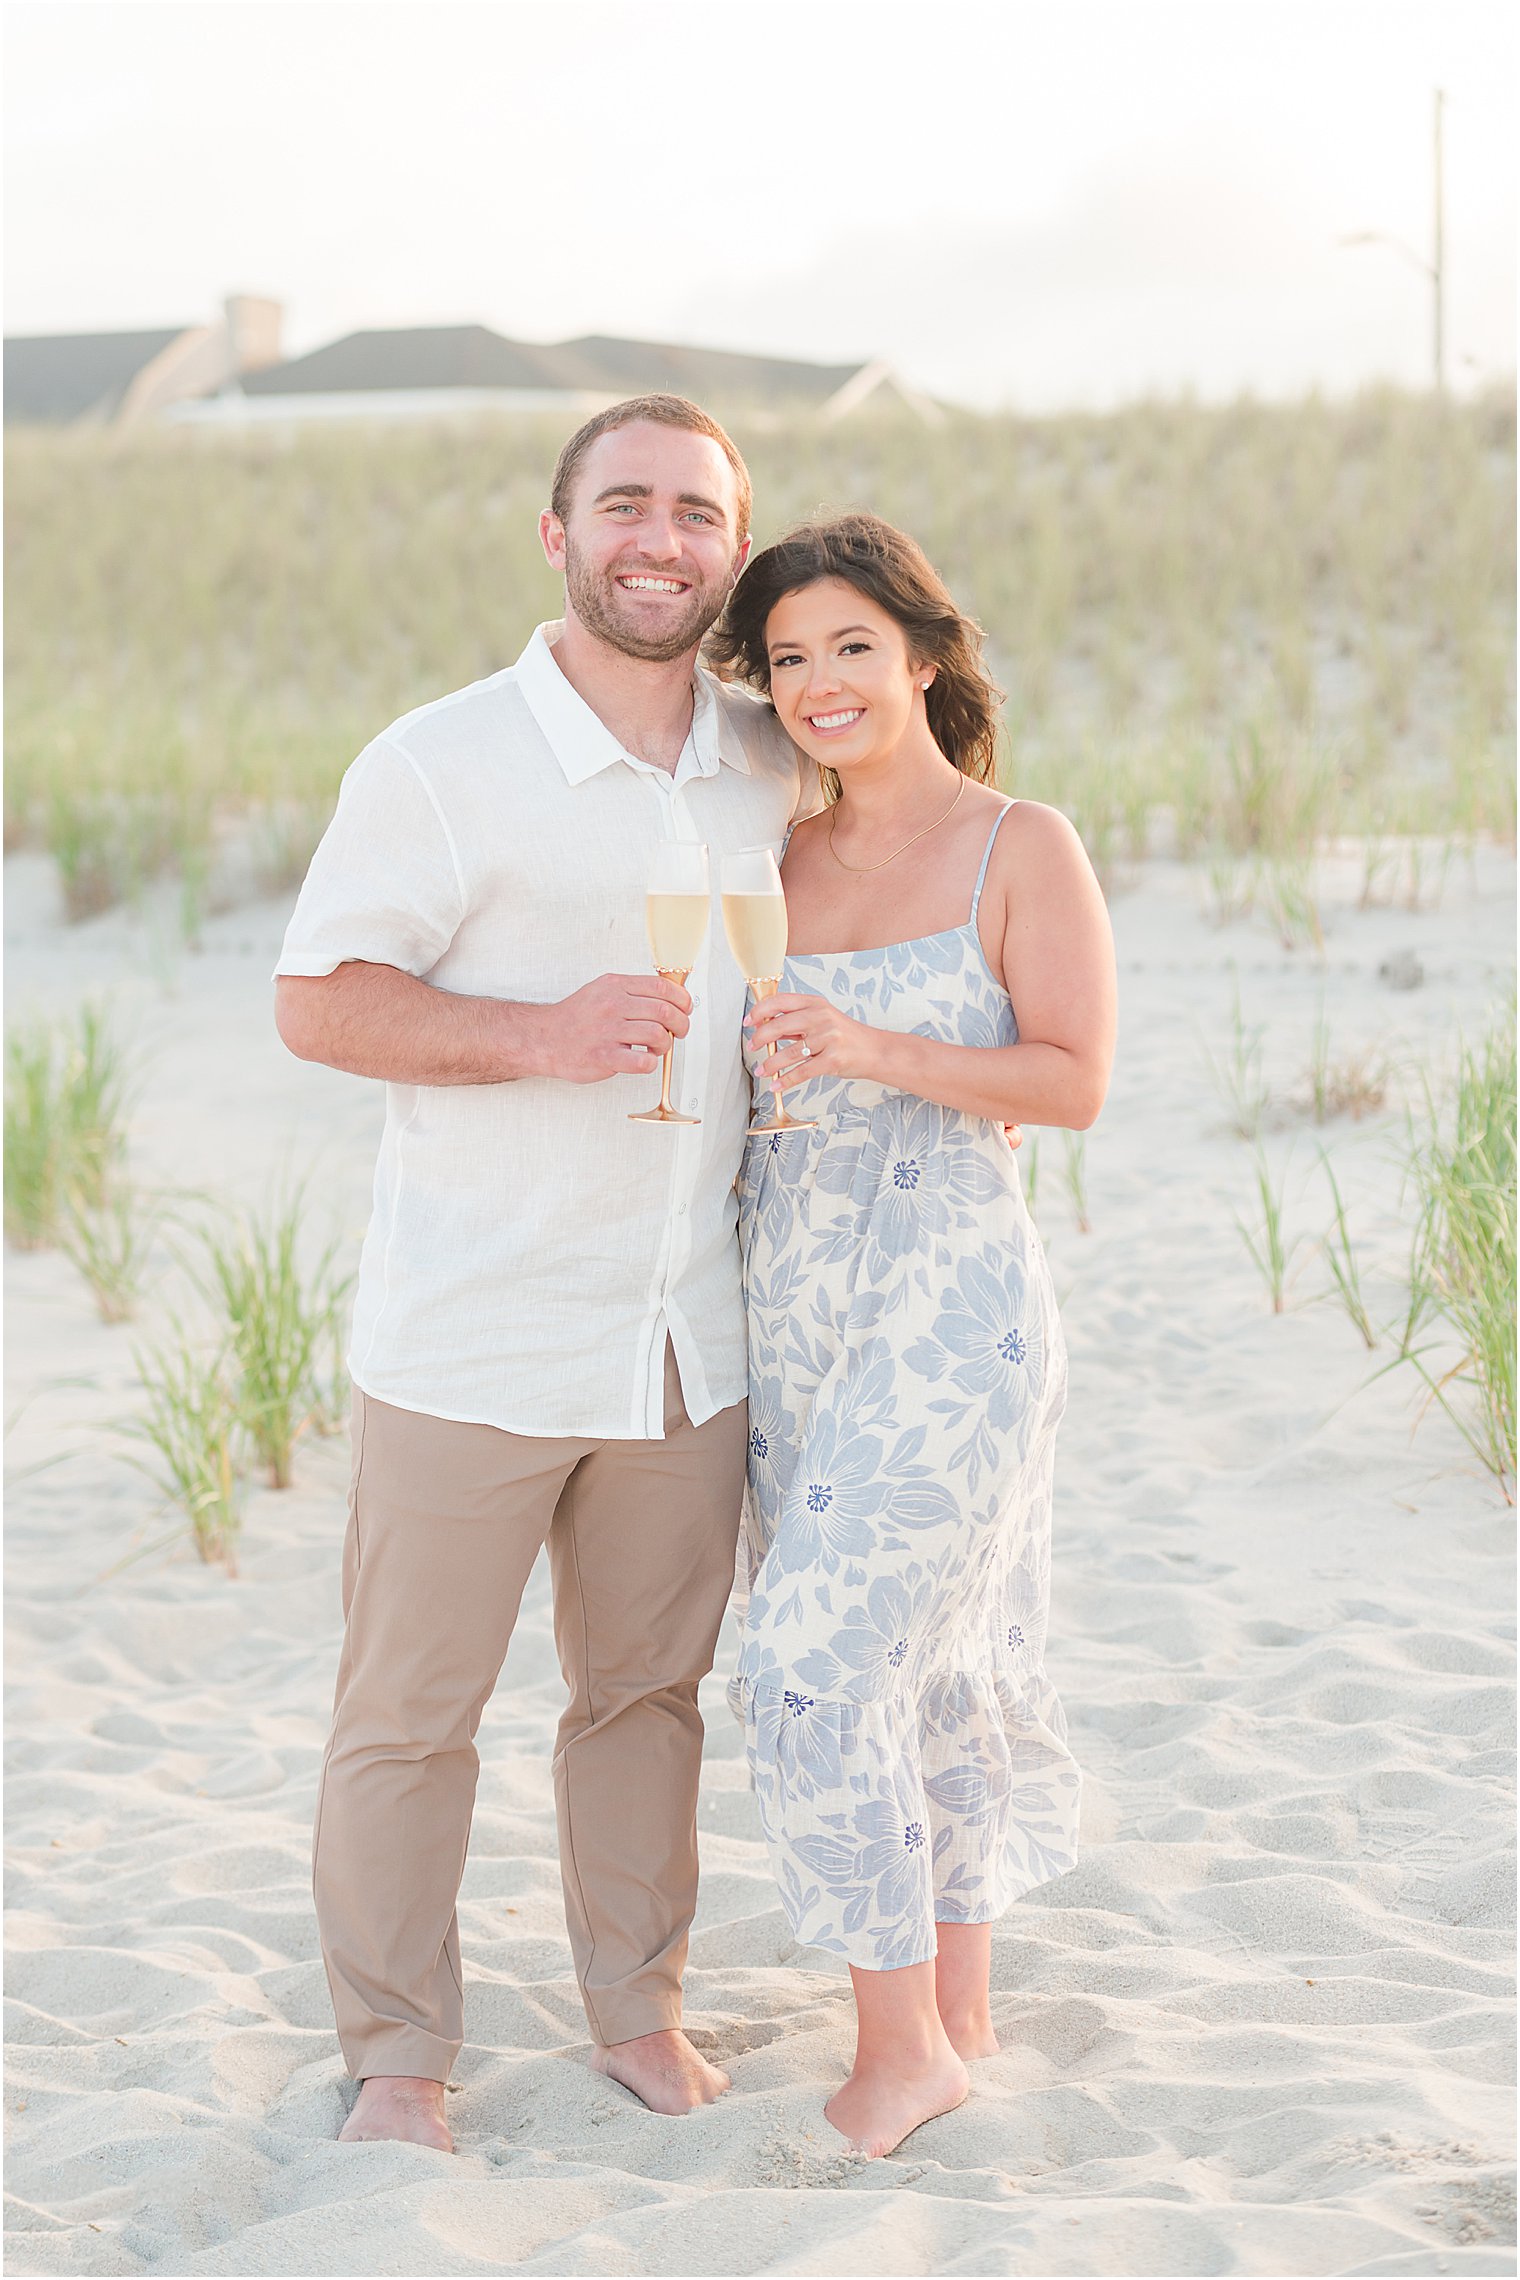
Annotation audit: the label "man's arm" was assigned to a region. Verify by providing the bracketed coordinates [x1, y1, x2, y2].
[275, 961, 690, 1086]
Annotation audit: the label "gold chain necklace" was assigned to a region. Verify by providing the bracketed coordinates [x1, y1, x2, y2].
[827, 774, 967, 874]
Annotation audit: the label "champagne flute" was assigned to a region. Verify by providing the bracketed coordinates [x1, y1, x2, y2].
[721, 848, 817, 1138]
[629, 841, 709, 1125]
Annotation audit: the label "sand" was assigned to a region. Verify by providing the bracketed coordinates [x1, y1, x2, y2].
[4, 841, 1515, 2279]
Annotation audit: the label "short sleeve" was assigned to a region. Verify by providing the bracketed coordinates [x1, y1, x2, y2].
[274, 737, 465, 981]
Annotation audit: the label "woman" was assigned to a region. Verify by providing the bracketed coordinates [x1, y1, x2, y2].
[709, 514, 1116, 2159]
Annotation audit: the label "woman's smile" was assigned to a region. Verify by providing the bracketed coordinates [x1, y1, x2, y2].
[805, 706, 866, 738]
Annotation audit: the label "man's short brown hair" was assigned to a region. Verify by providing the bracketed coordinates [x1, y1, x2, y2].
[549, 394, 752, 539]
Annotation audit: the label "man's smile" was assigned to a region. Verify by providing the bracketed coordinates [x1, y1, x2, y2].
[616, 573, 691, 595]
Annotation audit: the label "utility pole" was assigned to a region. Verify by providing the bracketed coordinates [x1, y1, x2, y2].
[1432, 87, 1445, 395]
[1340, 86, 1448, 395]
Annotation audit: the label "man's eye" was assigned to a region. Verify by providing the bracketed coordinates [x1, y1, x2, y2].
[606, 502, 638, 514]
[682, 511, 713, 525]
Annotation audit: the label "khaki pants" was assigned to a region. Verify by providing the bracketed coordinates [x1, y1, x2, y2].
[312, 1347, 747, 2081]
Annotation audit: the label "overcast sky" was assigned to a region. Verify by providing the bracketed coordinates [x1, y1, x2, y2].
[5, 0, 1514, 408]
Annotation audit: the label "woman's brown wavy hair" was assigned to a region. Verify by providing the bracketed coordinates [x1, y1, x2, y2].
[708, 511, 1004, 787]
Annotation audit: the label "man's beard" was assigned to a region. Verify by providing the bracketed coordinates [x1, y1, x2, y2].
[563, 539, 730, 663]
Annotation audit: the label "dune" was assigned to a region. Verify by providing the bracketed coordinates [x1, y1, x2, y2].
[4, 842, 1514, 2278]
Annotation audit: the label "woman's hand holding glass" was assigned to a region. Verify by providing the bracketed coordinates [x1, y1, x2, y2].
[720, 849, 818, 1137]
[744, 991, 886, 1096]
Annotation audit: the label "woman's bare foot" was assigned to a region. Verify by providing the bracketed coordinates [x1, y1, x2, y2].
[339, 2075, 452, 2150]
[824, 2050, 970, 2158]
[590, 2028, 730, 2115]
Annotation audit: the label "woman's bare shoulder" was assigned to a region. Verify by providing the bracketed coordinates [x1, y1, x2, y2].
[1004, 795, 1078, 839]
[985, 798, 1105, 922]
[999, 797, 1091, 866]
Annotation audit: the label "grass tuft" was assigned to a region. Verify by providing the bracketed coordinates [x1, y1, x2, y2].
[4, 1005, 130, 1248]
[1059, 1131, 1092, 1233]
[1402, 1006, 1517, 1499]
[1235, 1142, 1302, 1313]
[4, 1029, 62, 1248]
[44, 787, 213, 925]
[1315, 1149, 1377, 1348]
[1256, 855, 1325, 953]
[59, 1179, 159, 1324]
[250, 799, 335, 900]
[1202, 852, 1256, 928]
[122, 1337, 245, 1571]
[190, 1192, 353, 1489]
[1202, 981, 1269, 1140]
[1302, 1005, 1390, 1124]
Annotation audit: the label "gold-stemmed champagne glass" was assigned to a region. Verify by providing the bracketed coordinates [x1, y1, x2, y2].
[721, 848, 817, 1138]
[629, 840, 709, 1126]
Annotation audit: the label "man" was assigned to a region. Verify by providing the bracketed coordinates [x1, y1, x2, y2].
[274, 395, 817, 2151]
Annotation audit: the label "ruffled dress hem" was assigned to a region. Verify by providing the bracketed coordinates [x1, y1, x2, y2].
[729, 1662, 1082, 1971]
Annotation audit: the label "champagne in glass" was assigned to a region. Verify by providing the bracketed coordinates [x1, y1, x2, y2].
[721, 848, 817, 1138]
[629, 841, 708, 1126]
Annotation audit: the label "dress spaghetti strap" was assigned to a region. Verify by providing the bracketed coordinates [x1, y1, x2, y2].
[969, 798, 1018, 924]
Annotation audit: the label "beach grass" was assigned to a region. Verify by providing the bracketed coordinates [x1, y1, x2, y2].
[249, 798, 335, 900]
[190, 1193, 353, 1490]
[43, 783, 213, 923]
[1401, 1006, 1517, 1498]
[4, 1028, 63, 1248]
[59, 1179, 160, 1325]
[308, 1282, 354, 1439]
[1202, 982, 1269, 1141]
[123, 1336, 246, 1571]
[1236, 1142, 1301, 1313]
[1256, 854, 1325, 954]
[1315, 1148, 1378, 1349]
[1202, 853, 1257, 928]
[1022, 1133, 1041, 1222]
[1059, 1131, 1092, 1233]
[1303, 1004, 1390, 1124]
[4, 1004, 131, 1248]
[4, 387, 1513, 914]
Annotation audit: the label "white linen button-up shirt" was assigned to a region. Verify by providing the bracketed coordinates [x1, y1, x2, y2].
[276, 622, 817, 1439]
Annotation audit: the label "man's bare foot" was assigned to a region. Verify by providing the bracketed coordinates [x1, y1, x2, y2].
[938, 2015, 1000, 2062]
[824, 2051, 969, 2158]
[590, 2028, 730, 2115]
[339, 2075, 452, 2151]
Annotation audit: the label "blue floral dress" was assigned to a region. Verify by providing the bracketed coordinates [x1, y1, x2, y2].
[733, 802, 1081, 1971]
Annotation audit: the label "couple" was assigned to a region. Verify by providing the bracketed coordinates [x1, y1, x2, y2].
[274, 393, 1116, 2161]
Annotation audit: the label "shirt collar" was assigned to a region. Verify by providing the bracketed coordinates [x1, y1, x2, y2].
[515, 621, 750, 785]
